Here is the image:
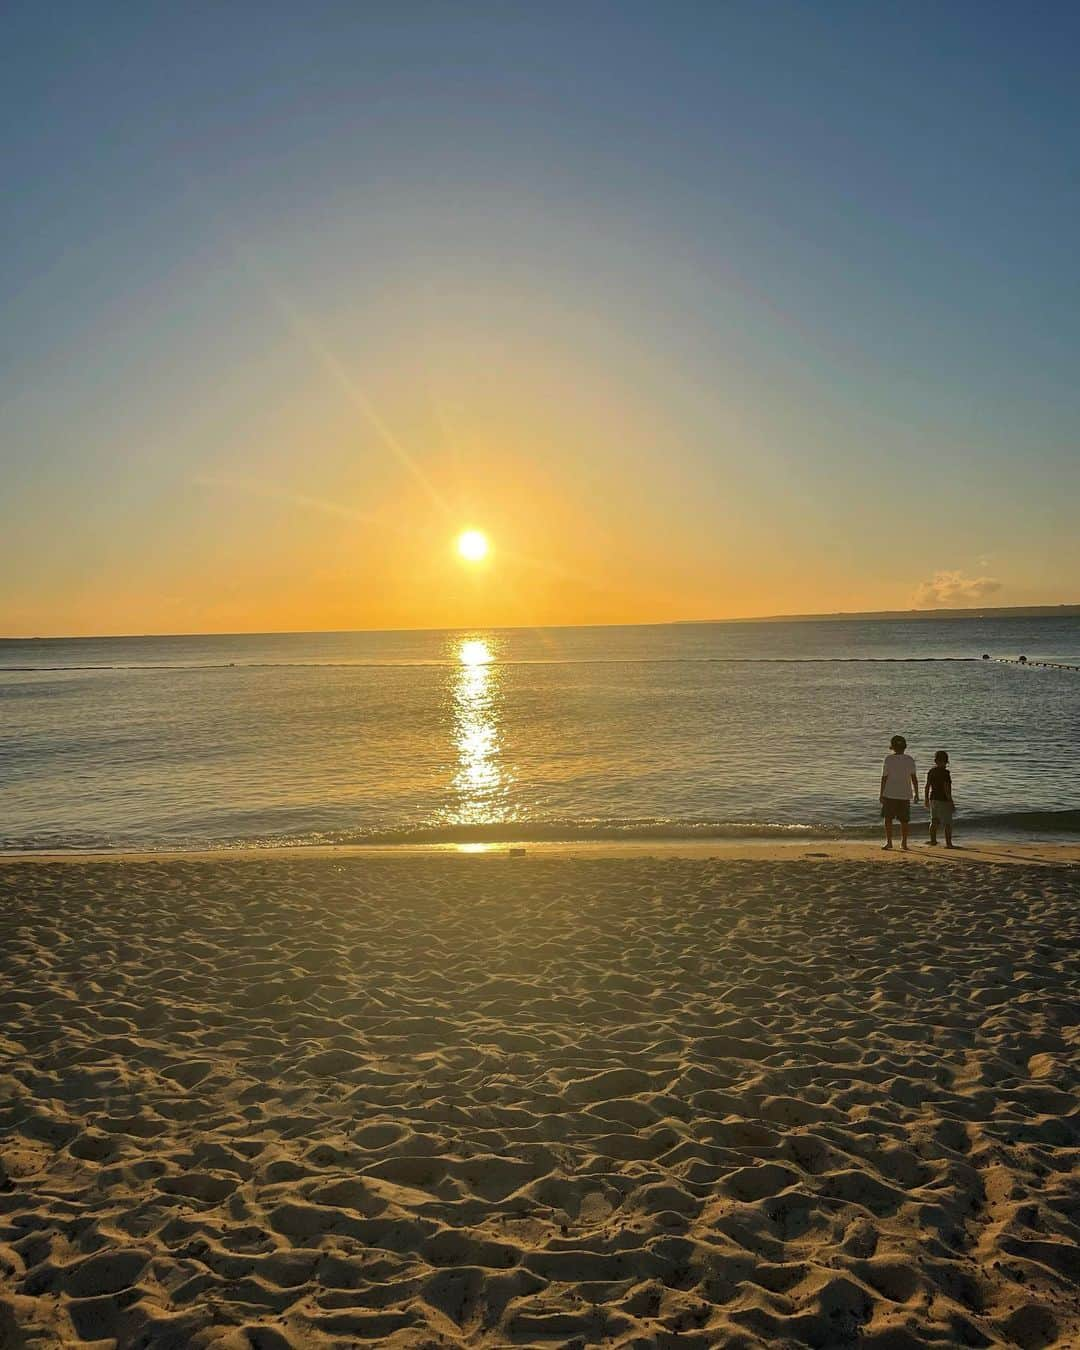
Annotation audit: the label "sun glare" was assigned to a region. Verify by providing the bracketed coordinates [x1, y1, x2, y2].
[459, 639, 492, 666]
[457, 529, 489, 562]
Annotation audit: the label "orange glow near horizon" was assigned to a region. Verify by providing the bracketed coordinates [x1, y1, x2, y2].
[5, 315, 1057, 638]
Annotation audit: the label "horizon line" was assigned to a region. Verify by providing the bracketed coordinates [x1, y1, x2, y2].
[3, 601, 1079, 643]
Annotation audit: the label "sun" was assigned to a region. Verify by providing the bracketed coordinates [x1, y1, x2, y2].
[456, 529, 489, 562]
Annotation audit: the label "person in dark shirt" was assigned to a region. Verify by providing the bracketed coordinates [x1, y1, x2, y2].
[924, 750, 956, 848]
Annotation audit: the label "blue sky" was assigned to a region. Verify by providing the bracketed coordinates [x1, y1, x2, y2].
[3, 2, 1078, 633]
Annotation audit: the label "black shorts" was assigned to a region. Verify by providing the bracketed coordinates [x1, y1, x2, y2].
[883, 797, 910, 823]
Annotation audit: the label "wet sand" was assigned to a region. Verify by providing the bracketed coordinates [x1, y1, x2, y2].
[1, 853, 1078, 1347]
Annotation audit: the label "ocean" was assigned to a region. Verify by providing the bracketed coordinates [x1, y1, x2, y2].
[2, 617, 1078, 851]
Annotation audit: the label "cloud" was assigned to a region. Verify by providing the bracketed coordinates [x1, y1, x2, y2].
[915, 570, 1003, 608]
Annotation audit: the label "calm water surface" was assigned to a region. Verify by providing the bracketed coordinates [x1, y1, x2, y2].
[2, 618, 1078, 849]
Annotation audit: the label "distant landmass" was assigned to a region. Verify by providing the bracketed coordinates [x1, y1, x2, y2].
[680, 604, 1080, 625]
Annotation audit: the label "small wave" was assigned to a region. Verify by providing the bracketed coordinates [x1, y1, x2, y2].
[6, 809, 1079, 853]
[307, 810, 1080, 845]
[330, 820, 835, 845]
[947, 809, 1080, 835]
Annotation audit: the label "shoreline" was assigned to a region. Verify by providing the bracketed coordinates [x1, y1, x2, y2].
[2, 837, 1078, 865]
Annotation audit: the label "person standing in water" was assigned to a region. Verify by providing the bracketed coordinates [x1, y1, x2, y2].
[880, 734, 918, 851]
[924, 750, 957, 848]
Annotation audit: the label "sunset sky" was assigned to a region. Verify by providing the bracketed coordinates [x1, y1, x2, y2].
[4, 2, 1079, 636]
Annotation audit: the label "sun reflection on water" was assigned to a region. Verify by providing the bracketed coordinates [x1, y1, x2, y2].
[448, 637, 510, 825]
[459, 638, 492, 667]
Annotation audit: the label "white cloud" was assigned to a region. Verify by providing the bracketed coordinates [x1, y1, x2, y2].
[915, 570, 1003, 608]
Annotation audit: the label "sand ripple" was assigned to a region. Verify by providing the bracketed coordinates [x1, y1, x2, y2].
[1, 857, 1078, 1347]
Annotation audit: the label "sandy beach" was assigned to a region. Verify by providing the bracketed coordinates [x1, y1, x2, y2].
[1, 852, 1078, 1348]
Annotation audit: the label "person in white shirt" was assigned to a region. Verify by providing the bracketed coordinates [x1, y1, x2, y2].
[879, 734, 918, 851]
